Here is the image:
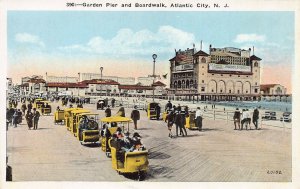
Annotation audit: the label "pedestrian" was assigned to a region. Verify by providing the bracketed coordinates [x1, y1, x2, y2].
[12, 109, 18, 128]
[180, 110, 188, 136]
[117, 106, 125, 117]
[241, 109, 249, 130]
[195, 107, 203, 131]
[131, 106, 140, 130]
[25, 110, 34, 130]
[166, 108, 175, 138]
[165, 101, 172, 111]
[174, 110, 184, 137]
[245, 109, 251, 129]
[177, 104, 182, 112]
[105, 105, 112, 117]
[111, 98, 115, 108]
[7, 107, 14, 126]
[27, 102, 33, 111]
[233, 108, 241, 130]
[184, 106, 189, 117]
[155, 104, 161, 120]
[21, 103, 27, 115]
[41, 103, 45, 115]
[17, 109, 22, 124]
[33, 108, 41, 130]
[252, 108, 259, 129]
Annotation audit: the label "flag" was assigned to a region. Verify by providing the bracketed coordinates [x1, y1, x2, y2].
[162, 73, 168, 79]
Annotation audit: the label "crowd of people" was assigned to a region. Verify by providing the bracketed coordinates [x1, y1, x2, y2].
[7, 100, 41, 130]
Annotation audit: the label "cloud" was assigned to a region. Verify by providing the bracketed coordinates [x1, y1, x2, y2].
[15, 33, 45, 47]
[58, 25, 195, 57]
[234, 33, 266, 43]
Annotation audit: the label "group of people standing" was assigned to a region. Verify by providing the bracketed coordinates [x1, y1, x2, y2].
[165, 102, 189, 138]
[7, 101, 41, 130]
[233, 108, 259, 130]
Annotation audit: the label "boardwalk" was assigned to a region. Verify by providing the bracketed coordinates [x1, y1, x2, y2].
[6, 101, 291, 182]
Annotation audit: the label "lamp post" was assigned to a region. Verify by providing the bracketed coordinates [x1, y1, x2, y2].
[100, 67, 103, 96]
[152, 54, 157, 102]
[77, 73, 80, 96]
[100, 67, 103, 80]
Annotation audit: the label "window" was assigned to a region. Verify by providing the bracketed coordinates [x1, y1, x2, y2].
[254, 89, 258, 93]
[221, 74, 223, 76]
[254, 61, 258, 67]
[238, 75, 240, 77]
[201, 87, 205, 92]
[229, 89, 231, 93]
[201, 57, 206, 63]
[237, 90, 240, 94]
[211, 89, 214, 92]
[202, 80, 204, 83]
[220, 89, 223, 93]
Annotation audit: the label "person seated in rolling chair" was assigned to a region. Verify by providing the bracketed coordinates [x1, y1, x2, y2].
[78, 115, 89, 140]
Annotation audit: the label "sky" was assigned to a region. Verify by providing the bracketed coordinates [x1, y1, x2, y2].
[7, 11, 294, 93]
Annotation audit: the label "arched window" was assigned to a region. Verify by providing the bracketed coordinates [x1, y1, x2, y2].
[275, 87, 282, 94]
[182, 80, 185, 89]
[186, 80, 190, 88]
[174, 81, 177, 89]
[254, 61, 258, 67]
[201, 57, 206, 63]
[178, 81, 181, 88]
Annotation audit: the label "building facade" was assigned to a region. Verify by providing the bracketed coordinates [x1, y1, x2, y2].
[169, 45, 262, 101]
[80, 73, 135, 85]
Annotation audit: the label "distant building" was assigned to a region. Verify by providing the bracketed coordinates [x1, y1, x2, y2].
[46, 75, 78, 83]
[260, 84, 287, 95]
[80, 73, 135, 85]
[20, 78, 46, 96]
[137, 77, 153, 86]
[169, 45, 262, 101]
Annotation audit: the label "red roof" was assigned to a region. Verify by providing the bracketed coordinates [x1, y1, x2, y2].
[20, 83, 29, 87]
[152, 81, 166, 87]
[81, 79, 120, 85]
[119, 85, 153, 90]
[46, 82, 87, 88]
[28, 78, 46, 83]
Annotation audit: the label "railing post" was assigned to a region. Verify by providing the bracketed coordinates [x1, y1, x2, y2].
[227, 112, 229, 123]
[214, 110, 216, 120]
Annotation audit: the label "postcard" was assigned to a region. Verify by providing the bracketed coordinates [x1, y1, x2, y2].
[1, 0, 299, 189]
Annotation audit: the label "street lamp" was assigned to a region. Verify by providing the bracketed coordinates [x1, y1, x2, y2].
[100, 67, 103, 80]
[152, 54, 157, 102]
[100, 67, 103, 96]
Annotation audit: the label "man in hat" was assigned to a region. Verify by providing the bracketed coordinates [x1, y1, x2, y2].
[105, 105, 112, 117]
[165, 100, 172, 111]
[131, 106, 140, 130]
[233, 108, 241, 130]
[252, 107, 259, 129]
[195, 107, 203, 131]
[33, 108, 41, 130]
